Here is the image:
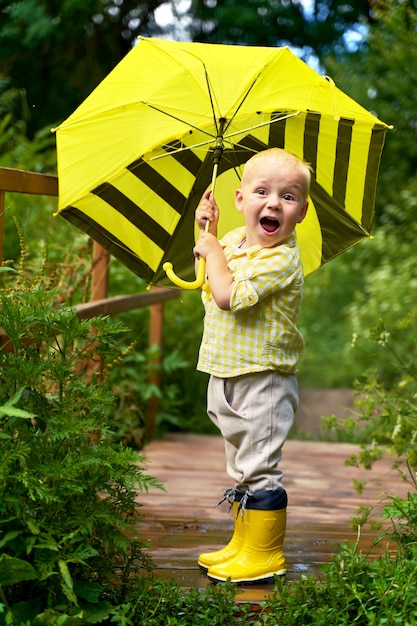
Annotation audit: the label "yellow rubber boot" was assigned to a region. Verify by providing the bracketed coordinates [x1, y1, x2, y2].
[198, 501, 245, 571]
[208, 495, 287, 584]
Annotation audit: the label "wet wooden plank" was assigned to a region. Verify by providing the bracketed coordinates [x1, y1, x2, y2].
[136, 434, 407, 604]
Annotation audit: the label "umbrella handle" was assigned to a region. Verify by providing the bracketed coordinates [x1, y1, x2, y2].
[163, 206, 213, 289]
[163, 258, 206, 290]
[163, 156, 221, 290]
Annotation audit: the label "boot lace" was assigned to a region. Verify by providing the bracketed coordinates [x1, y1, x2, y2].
[214, 487, 239, 512]
[237, 489, 254, 520]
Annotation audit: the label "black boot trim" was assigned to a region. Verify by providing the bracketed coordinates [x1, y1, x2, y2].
[237, 488, 287, 517]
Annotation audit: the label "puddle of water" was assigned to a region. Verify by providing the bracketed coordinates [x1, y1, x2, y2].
[292, 563, 310, 572]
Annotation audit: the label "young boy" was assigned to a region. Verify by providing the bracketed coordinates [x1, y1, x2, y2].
[193, 147, 310, 584]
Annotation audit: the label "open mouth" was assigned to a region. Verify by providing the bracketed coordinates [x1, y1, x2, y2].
[260, 216, 280, 234]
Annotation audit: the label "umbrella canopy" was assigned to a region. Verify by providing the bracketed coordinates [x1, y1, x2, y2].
[54, 37, 390, 288]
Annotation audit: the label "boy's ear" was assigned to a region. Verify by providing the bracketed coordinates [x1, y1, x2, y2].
[297, 201, 309, 223]
[234, 189, 243, 212]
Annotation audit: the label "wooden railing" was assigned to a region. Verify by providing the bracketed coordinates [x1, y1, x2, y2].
[0, 166, 180, 440]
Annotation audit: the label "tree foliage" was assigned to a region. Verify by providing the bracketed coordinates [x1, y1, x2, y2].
[190, 0, 373, 58]
[323, 0, 417, 223]
[0, 0, 168, 136]
[0, 0, 380, 139]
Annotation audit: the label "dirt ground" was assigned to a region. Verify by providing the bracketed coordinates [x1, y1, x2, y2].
[296, 388, 355, 438]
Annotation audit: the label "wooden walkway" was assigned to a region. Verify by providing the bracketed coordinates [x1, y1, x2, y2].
[136, 434, 407, 604]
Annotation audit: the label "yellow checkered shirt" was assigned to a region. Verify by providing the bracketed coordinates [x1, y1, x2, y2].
[197, 227, 305, 378]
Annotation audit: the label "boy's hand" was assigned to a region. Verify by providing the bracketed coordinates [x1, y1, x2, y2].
[195, 189, 219, 236]
[194, 189, 232, 310]
[194, 231, 223, 261]
[194, 231, 233, 311]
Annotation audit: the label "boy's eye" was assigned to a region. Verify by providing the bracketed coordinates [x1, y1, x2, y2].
[283, 194, 295, 201]
[256, 188, 267, 195]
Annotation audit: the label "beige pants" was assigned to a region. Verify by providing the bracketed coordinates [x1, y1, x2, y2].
[207, 371, 298, 492]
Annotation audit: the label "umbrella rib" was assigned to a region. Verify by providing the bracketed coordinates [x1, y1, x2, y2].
[144, 59, 285, 141]
[201, 63, 279, 137]
[147, 111, 300, 161]
[142, 102, 216, 141]
[202, 68, 220, 135]
[149, 137, 223, 161]
[222, 66, 275, 134]
[224, 111, 300, 140]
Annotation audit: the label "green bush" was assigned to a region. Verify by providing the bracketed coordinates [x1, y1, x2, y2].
[117, 578, 256, 626]
[321, 315, 417, 470]
[0, 268, 164, 624]
[256, 540, 417, 625]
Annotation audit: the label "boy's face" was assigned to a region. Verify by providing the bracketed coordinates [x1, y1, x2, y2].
[234, 157, 308, 249]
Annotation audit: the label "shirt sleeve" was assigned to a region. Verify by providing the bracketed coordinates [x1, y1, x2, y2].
[230, 244, 302, 312]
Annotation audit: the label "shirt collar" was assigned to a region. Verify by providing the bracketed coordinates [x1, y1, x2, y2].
[226, 228, 297, 259]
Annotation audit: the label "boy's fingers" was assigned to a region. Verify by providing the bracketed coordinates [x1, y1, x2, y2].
[198, 209, 213, 221]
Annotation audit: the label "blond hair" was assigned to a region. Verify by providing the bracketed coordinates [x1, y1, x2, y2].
[242, 148, 312, 198]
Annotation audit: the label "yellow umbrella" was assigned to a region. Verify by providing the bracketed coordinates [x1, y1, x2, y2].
[54, 37, 390, 288]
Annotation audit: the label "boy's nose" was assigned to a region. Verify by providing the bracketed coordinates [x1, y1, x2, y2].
[267, 194, 281, 209]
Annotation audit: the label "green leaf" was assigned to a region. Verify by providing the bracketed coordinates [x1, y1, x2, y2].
[0, 405, 36, 418]
[58, 559, 78, 605]
[0, 267, 17, 274]
[0, 529, 22, 549]
[74, 581, 102, 604]
[0, 554, 38, 585]
[81, 600, 112, 623]
[5, 598, 42, 625]
[26, 517, 41, 535]
[0, 387, 36, 419]
[33, 608, 85, 625]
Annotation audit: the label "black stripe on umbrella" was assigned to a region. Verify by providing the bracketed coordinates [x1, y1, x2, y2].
[92, 182, 171, 250]
[303, 112, 320, 173]
[162, 140, 203, 176]
[128, 158, 187, 213]
[269, 111, 286, 148]
[234, 134, 268, 160]
[60, 206, 156, 283]
[362, 125, 387, 232]
[333, 119, 354, 209]
[310, 181, 368, 266]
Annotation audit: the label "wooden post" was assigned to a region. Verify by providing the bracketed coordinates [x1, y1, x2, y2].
[91, 241, 110, 301]
[146, 289, 164, 442]
[0, 190, 4, 266]
[84, 242, 111, 382]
